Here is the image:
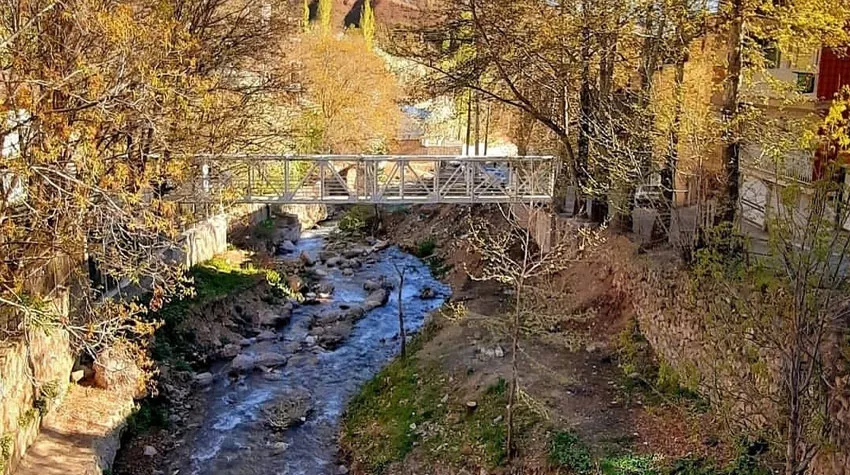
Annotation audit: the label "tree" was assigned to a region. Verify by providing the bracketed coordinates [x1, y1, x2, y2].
[715, 0, 850, 224]
[318, 0, 332, 33]
[0, 0, 298, 352]
[362, 0, 376, 50]
[392, 262, 408, 358]
[295, 30, 402, 154]
[466, 204, 603, 457]
[696, 89, 850, 475]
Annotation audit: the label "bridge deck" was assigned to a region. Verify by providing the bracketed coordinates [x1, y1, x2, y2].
[182, 155, 555, 205]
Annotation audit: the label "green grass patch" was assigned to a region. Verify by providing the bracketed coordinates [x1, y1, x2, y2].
[413, 238, 437, 258]
[548, 431, 771, 475]
[601, 453, 662, 475]
[251, 217, 277, 241]
[549, 430, 594, 474]
[339, 205, 375, 234]
[342, 354, 445, 472]
[342, 318, 536, 472]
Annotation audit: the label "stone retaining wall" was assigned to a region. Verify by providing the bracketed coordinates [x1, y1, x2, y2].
[0, 293, 74, 475]
[606, 242, 850, 475]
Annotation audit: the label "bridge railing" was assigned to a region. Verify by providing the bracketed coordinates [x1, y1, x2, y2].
[174, 155, 555, 205]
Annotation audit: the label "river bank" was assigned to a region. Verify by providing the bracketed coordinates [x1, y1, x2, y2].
[113, 211, 449, 475]
[339, 205, 757, 474]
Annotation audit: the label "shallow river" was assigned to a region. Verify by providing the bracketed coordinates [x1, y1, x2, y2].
[177, 223, 449, 474]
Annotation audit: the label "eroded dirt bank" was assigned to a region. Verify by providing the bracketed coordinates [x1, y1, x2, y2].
[339, 205, 743, 474]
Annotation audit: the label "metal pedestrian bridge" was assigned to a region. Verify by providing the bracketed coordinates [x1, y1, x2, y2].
[181, 155, 555, 205]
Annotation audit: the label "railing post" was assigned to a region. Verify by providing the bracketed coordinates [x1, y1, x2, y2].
[400, 158, 406, 200]
[466, 159, 473, 202]
[284, 158, 290, 198]
[434, 159, 441, 202]
[247, 162, 253, 200]
[319, 159, 325, 202]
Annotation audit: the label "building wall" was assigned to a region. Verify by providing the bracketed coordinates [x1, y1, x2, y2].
[817, 47, 850, 101]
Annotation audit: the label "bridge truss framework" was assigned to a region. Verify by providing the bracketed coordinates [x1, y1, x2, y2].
[184, 155, 556, 205]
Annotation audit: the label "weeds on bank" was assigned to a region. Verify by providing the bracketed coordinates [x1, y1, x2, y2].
[410, 237, 453, 277]
[124, 399, 169, 438]
[342, 317, 539, 473]
[615, 318, 705, 410]
[548, 430, 771, 475]
[151, 256, 286, 370]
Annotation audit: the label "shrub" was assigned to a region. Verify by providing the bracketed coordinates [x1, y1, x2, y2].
[414, 237, 437, 258]
[339, 205, 374, 234]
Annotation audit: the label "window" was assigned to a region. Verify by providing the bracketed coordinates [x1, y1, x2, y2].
[796, 72, 816, 94]
[764, 45, 781, 69]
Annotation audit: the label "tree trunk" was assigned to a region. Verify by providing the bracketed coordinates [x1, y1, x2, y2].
[465, 89, 473, 156]
[661, 47, 688, 237]
[577, 36, 592, 218]
[505, 283, 522, 460]
[721, 0, 745, 224]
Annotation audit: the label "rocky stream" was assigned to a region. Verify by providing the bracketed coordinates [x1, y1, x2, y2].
[163, 221, 449, 475]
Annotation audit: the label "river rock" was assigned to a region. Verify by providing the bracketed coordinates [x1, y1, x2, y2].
[143, 445, 158, 457]
[342, 268, 354, 277]
[273, 223, 300, 244]
[263, 372, 284, 382]
[316, 321, 353, 349]
[313, 268, 329, 278]
[342, 248, 364, 259]
[279, 240, 296, 253]
[220, 342, 241, 358]
[419, 286, 437, 299]
[259, 308, 291, 327]
[363, 289, 389, 310]
[318, 250, 336, 263]
[326, 256, 344, 268]
[262, 389, 312, 431]
[230, 352, 287, 372]
[363, 279, 382, 291]
[255, 352, 288, 368]
[194, 372, 214, 387]
[230, 354, 256, 372]
[371, 240, 390, 252]
[299, 251, 315, 266]
[257, 330, 277, 342]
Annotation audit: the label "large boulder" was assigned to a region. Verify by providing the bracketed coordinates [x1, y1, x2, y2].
[93, 344, 146, 398]
[262, 389, 312, 431]
[363, 289, 389, 310]
[278, 240, 296, 253]
[258, 308, 291, 327]
[230, 352, 288, 373]
[342, 248, 366, 259]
